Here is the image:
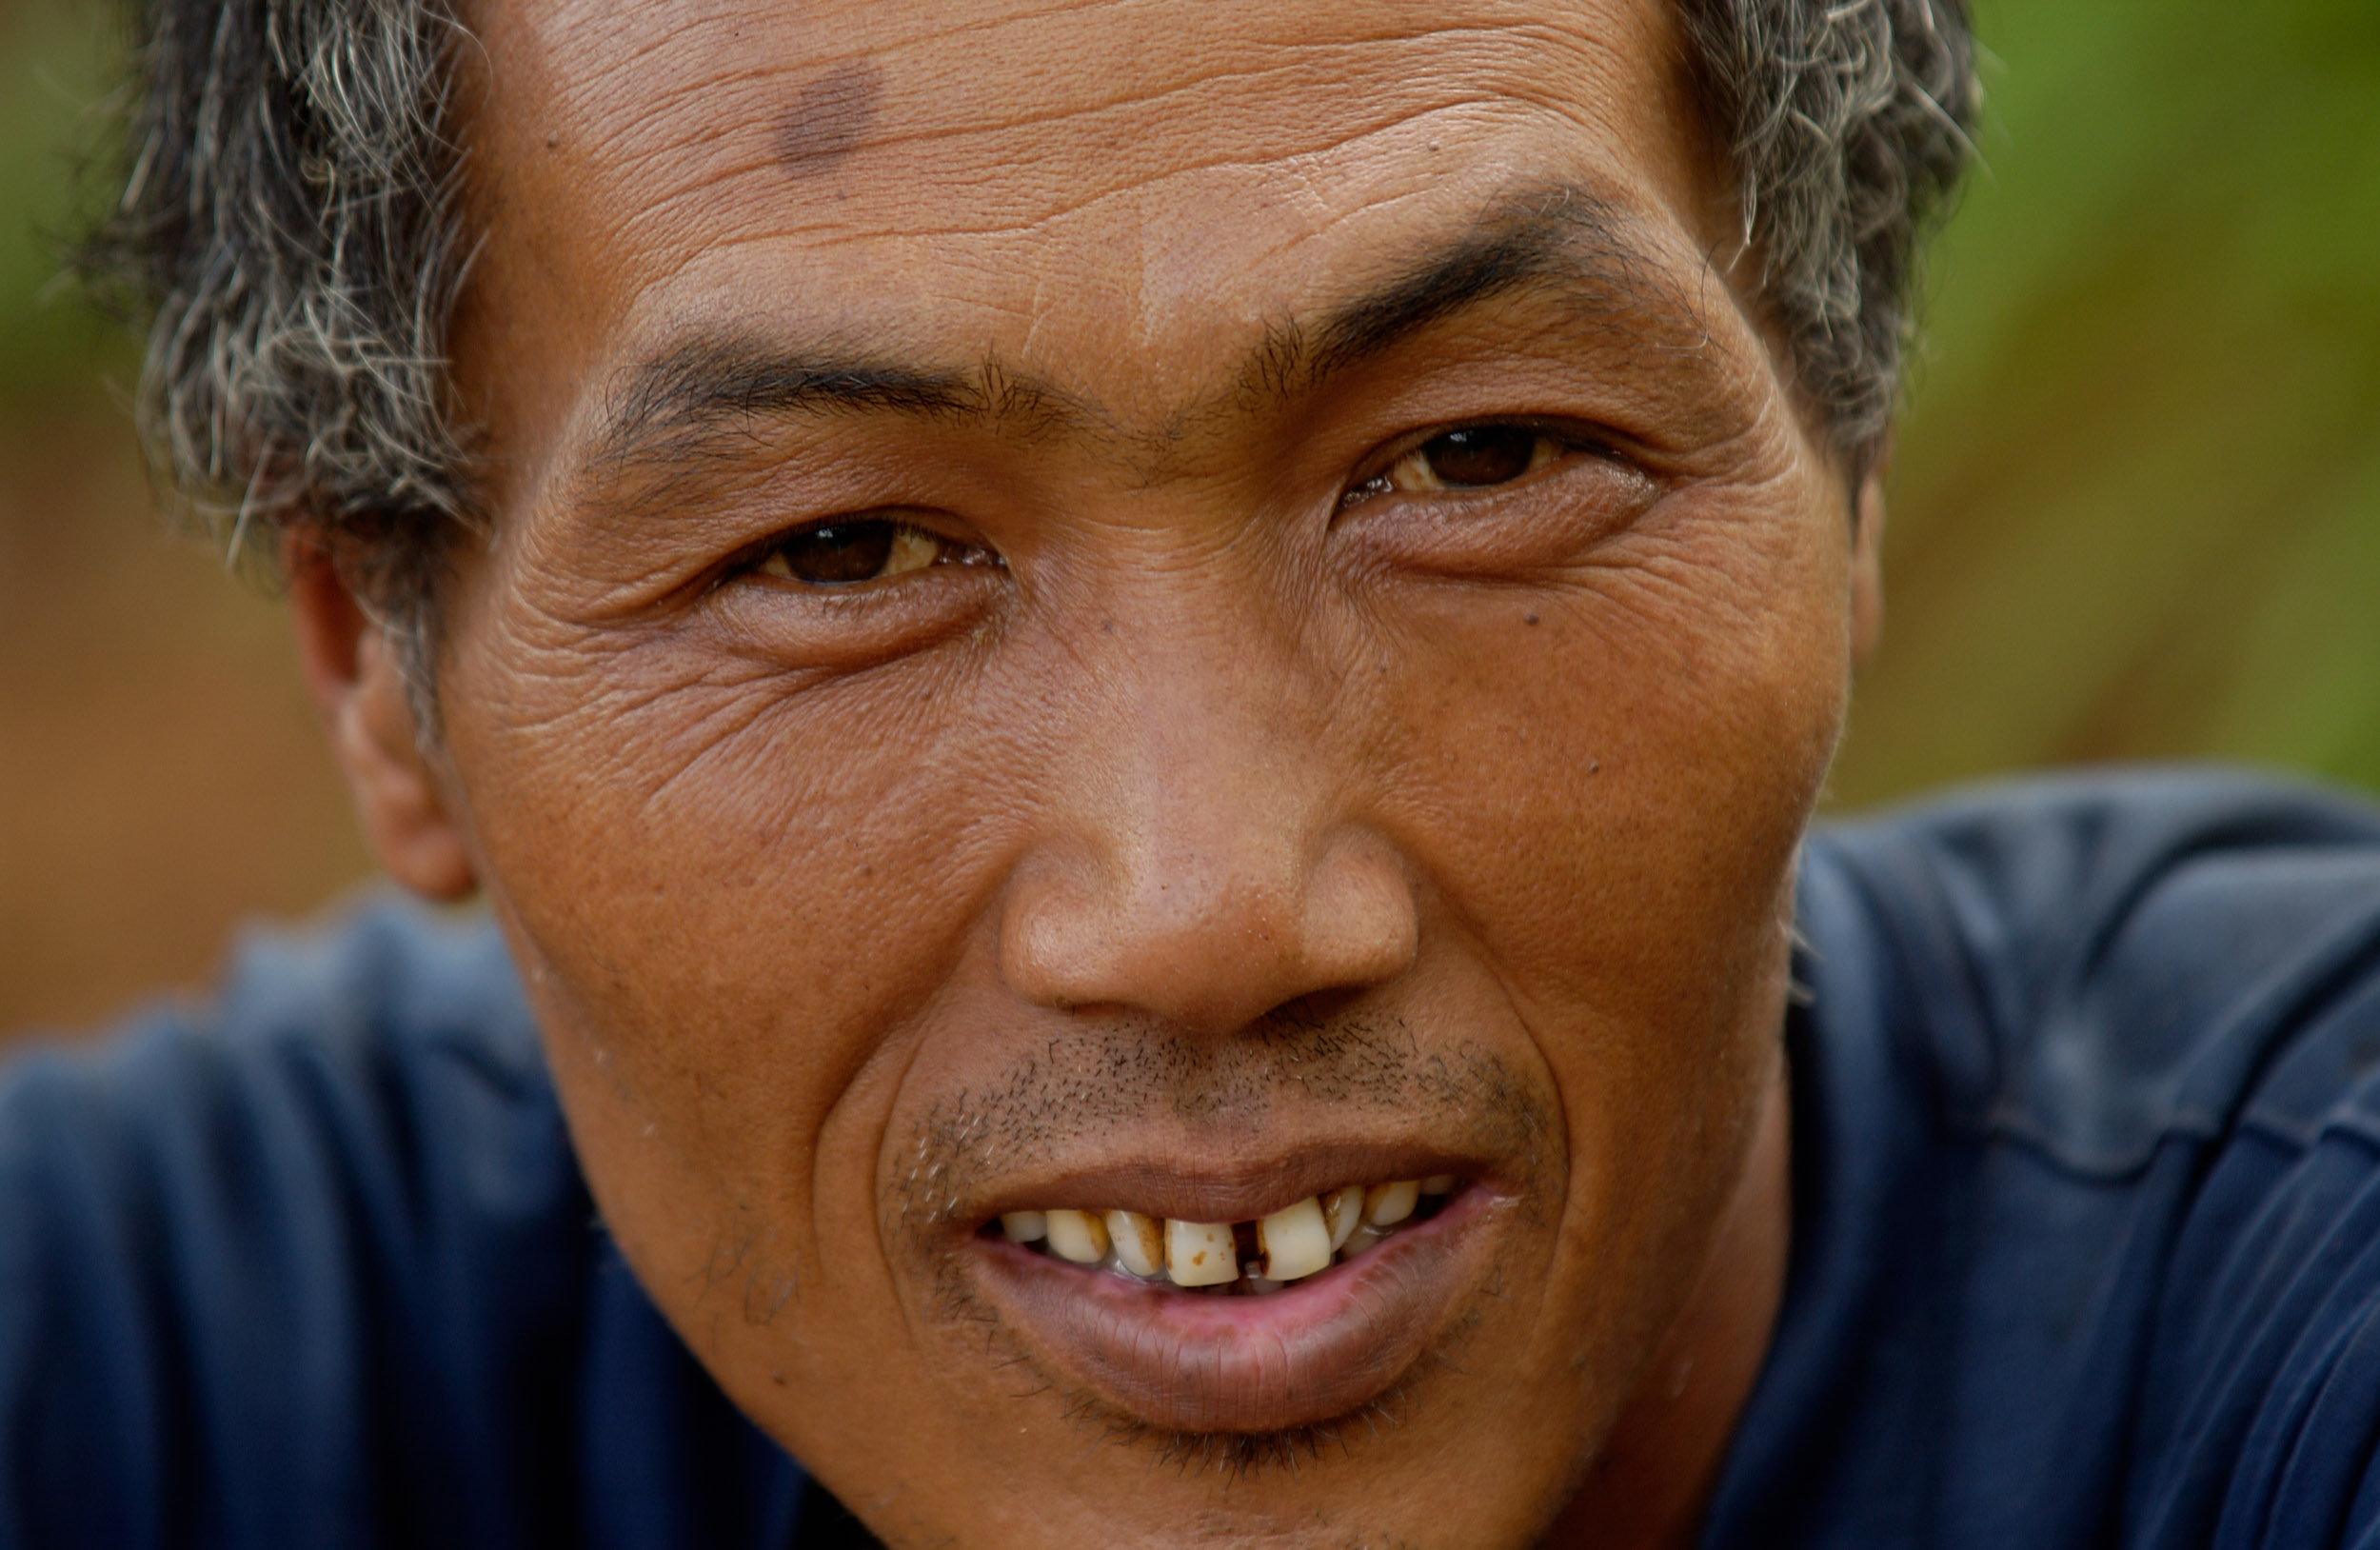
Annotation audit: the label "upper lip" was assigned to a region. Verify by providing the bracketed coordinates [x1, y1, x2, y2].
[961, 1138, 1491, 1229]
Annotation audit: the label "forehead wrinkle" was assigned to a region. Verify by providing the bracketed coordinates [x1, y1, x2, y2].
[793, 9, 1565, 157]
[582, 11, 1587, 256]
[623, 96, 1514, 271]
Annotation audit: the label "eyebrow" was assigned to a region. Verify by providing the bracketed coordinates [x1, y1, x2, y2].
[586, 183, 1677, 481]
[1304, 185, 1663, 380]
[592, 348, 998, 469]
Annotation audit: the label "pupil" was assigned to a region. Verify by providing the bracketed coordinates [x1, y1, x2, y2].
[1423, 427, 1537, 487]
[780, 522, 895, 585]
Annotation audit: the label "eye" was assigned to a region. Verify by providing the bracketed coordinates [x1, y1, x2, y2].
[1341, 425, 1583, 509]
[1396, 426, 1560, 490]
[753, 519, 1000, 587]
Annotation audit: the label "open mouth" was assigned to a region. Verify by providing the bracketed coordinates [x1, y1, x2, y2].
[988, 1176, 1461, 1291]
[962, 1171, 1490, 1436]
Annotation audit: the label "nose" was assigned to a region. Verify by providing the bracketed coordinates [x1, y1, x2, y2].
[997, 626, 1418, 1035]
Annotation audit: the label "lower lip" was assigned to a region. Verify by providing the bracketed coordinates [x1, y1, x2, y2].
[967, 1193, 1487, 1434]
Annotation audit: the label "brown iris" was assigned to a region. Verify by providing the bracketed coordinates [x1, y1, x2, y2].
[1405, 427, 1550, 487]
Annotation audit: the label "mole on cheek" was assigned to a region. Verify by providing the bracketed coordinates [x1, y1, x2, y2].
[774, 58, 884, 178]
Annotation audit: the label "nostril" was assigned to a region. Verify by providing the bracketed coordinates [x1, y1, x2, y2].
[1265, 987, 1362, 1026]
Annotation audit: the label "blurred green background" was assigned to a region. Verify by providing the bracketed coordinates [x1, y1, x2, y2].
[1838, 0, 2380, 804]
[0, 0, 2375, 1029]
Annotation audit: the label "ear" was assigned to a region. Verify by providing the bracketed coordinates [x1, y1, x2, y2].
[1850, 462, 1888, 669]
[286, 538, 478, 901]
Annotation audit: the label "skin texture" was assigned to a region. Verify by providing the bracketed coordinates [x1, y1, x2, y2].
[289, 1, 1887, 1544]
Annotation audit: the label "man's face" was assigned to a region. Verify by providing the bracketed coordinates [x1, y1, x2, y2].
[419, 0, 1860, 1542]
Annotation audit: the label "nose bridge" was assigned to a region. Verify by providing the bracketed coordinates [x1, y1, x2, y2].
[1126, 604, 1308, 902]
[1000, 577, 1416, 1033]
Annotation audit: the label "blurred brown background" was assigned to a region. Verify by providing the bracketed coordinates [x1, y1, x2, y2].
[1, 0, 373, 1035]
[3, 0, 2377, 1036]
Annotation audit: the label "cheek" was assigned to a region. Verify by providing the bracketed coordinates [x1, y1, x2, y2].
[438, 600, 1023, 1289]
[1381, 492, 1846, 984]
[1370, 481, 1846, 1184]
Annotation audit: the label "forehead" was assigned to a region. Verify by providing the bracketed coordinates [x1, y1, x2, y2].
[467, 1, 1717, 416]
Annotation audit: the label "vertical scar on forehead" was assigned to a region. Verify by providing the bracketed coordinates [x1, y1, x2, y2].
[775, 58, 884, 177]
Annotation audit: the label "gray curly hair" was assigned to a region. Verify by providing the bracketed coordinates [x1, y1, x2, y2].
[82, 0, 1974, 682]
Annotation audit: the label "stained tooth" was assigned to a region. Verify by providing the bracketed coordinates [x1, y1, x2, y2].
[1165, 1219, 1239, 1287]
[1044, 1208, 1109, 1264]
[1364, 1179, 1419, 1228]
[1419, 1175, 1457, 1196]
[1323, 1186, 1363, 1250]
[1257, 1196, 1334, 1282]
[1105, 1210, 1165, 1278]
[1000, 1211, 1048, 1243]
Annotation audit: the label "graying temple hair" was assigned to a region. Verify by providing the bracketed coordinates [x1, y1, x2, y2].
[1677, 0, 1975, 450]
[81, 0, 1973, 676]
[83, 0, 473, 634]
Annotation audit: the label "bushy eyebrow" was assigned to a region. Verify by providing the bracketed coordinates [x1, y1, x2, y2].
[585, 183, 1680, 485]
[1303, 186, 1663, 380]
[592, 347, 994, 470]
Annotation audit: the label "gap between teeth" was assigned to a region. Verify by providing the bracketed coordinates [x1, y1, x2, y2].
[998, 1177, 1458, 1289]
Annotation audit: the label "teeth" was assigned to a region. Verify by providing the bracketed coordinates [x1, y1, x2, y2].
[1323, 1185, 1363, 1250]
[1363, 1179, 1419, 1228]
[1044, 1208, 1110, 1265]
[1104, 1210, 1165, 1278]
[1165, 1219, 1240, 1287]
[1257, 1197, 1334, 1282]
[1007, 1177, 1452, 1287]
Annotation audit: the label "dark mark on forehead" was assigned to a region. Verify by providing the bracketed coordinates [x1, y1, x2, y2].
[776, 58, 883, 178]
